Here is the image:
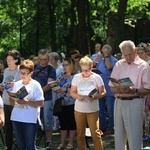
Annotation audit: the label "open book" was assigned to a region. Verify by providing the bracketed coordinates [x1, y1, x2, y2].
[7, 86, 28, 100]
[109, 77, 134, 87]
[48, 78, 68, 91]
[88, 88, 98, 97]
[48, 81, 60, 91]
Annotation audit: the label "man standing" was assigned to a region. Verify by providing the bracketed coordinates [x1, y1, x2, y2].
[32, 49, 56, 150]
[96, 44, 117, 134]
[109, 40, 150, 150]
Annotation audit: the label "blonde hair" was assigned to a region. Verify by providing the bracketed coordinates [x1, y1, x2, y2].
[79, 56, 93, 68]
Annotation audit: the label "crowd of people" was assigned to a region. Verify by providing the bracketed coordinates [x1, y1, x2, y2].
[0, 40, 149, 150]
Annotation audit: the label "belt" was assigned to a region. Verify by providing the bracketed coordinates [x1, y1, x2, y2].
[116, 96, 142, 100]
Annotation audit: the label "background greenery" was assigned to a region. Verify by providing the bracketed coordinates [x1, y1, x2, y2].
[0, 0, 150, 59]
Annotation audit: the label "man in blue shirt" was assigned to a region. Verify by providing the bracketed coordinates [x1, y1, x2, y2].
[32, 49, 56, 150]
[96, 44, 118, 134]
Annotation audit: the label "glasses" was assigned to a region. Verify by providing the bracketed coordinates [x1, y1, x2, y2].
[62, 64, 69, 67]
[82, 69, 90, 72]
[20, 71, 30, 76]
[39, 58, 49, 61]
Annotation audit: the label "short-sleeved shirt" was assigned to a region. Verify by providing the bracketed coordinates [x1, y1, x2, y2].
[2, 67, 21, 105]
[109, 56, 150, 97]
[11, 79, 44, 123]
[32, 64, 56, 100]
[72, 72, 104, 113]
[97, 56, 118, 96]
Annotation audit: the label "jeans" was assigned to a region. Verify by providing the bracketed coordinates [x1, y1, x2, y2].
[12, 121, 38, 150]
[4, 104, 13, 150]
[99, 96, 115, 130]
[75, 111, 103, 150]
[43, 100, 53, 131]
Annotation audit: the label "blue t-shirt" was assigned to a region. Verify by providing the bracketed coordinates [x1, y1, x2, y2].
[96, 56, 118, 96]
[32, 64, 56, 100]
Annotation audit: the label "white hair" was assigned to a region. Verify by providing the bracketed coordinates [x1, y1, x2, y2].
[119, 40, 135, 52]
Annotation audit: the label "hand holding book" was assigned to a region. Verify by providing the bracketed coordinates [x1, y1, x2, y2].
[109, 77, 134, 87]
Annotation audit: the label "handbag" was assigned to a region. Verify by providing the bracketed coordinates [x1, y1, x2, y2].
[53, 97, 64, 116]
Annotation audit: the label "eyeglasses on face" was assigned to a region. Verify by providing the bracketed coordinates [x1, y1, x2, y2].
[39, 58, 49, 61]
[82, 69, 90, 72]
[20, 71, 30, 76]
[62, 64, 69, 67]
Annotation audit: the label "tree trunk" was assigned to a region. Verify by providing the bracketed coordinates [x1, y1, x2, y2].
[106, 0, 128, 54]
[76, 0, 89, 56]
[47, 0, 56, 52]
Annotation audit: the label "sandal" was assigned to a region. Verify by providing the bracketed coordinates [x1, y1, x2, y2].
[57, 144, 64, 150]
[65, 143, 73, 150]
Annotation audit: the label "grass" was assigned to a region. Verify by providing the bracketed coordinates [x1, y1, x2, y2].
[0, 129, 150, 150]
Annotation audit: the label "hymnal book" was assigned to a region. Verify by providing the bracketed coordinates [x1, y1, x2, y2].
[7, 86, 28, 100]
[48, 81, 60, 91]
[48, 78, 68, 91]
[88, 88, 98, 97]
[109, 77, 134, 87]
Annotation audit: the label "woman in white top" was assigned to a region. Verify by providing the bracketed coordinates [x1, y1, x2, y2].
[10, 60, 44, 150]
[70, 56, 106, 150]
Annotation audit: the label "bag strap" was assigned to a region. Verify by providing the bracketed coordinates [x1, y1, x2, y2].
[32, 65, 47, 79]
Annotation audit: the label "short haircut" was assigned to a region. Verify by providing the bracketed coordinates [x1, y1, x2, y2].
[49, 52, 60, 61]
[20, 60, 34, 72]
[38, 49, 50, 56]
[79, 56, 93, 68]
[119, 40, 135, 52]
[5, 50, 21, 65]
[137, 42, 148, 52]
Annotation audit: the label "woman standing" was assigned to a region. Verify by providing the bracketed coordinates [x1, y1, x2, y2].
[70, 56, 106, 150]
[10, 60, 44, 149]
[55, 58, 76, 150]
[0, 50, 21, 150]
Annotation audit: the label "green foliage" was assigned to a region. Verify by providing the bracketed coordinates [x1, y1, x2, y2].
[0, 0, 149, 58]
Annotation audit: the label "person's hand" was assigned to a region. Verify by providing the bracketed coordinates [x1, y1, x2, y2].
[77, 95, 85, 101]
[119, 86, 131, 94]
[16, 98, 28, 105]
[86, 96, 95, 101]
[102, 48, 109, 57]
[9, 97, 16, 106]
[4, 82, 15, 88]
[0, 116, 3, 129]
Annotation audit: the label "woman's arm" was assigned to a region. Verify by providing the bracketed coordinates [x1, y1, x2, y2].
[70, 85, 85, 101]
[0, 108, 4, 129]
[16, 99, 44, 108]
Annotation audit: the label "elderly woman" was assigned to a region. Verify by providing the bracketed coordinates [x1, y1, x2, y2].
[137, 42, 150, 65]
[9, 60, 44, 150]
[70, 56, 106, 150]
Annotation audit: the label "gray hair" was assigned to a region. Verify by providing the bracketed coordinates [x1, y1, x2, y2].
[119, 40, 135, 52]
[38, 49, 50, 55]
[49, 52, 59, 61]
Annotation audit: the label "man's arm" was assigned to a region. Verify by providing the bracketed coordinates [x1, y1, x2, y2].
[110, 86, 150, 96]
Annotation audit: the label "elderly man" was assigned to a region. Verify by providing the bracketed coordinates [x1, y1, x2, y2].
[96, 44, 118, 134]
[109, 40, 150, 150]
